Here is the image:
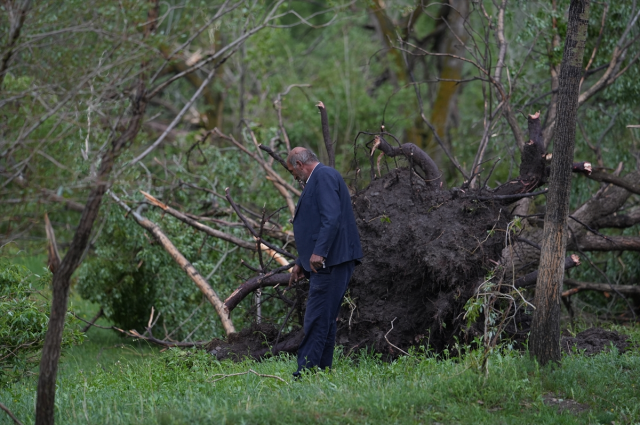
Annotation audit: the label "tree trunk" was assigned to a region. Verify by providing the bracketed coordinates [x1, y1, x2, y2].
[35, 1, 157, 417]
[530, 0, 590, 365]
[426, 0, 469, 162]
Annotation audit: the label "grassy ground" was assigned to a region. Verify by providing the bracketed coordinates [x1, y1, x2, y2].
[2, 254, 639, 424]
[2, 313, 639, 424]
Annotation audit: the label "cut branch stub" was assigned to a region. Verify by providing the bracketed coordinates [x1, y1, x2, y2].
[372, 135, 442, 187]
[316, 101, 335, 168]
[519, 111, 547, 182]
[492, 111, 549, 197]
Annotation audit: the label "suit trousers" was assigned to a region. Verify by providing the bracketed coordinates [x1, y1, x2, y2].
[295, 260, 355, 375]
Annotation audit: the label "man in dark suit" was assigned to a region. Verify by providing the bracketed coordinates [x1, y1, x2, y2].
[287, 147, 363, 377]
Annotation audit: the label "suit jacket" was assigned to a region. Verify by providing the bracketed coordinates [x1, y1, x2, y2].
[293, 163, 363, 271]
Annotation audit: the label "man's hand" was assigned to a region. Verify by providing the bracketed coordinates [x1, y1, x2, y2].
[289, 264, 305, 287]
[309, 254, 324, 273]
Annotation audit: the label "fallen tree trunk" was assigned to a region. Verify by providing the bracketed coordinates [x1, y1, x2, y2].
[563, 279, 640, 295]
[574, 234, 640, 251]
[110, 191, 236, 336]
[587, 170, 640, 195]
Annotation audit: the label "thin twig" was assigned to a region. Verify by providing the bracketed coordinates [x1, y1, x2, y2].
[208, 369, 288, 384]
[0, 402, 24, 425]
[384, 317, 411, 356]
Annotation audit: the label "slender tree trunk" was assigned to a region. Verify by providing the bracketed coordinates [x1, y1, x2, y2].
[530, 0, 590, 365]
[427, 0, 469, 161]
[0, 0, 32, 91]
[34, 0, 156, 415]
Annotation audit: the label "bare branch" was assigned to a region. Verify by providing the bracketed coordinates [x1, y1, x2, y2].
[0, 0, 32, 91]
[225, 188, 295, 259]
[0, 401, 24, 425]
[140, 190, 257, 251]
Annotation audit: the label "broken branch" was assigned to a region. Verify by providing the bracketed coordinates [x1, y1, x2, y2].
[110, 191, 236, 336]
[316, 101, 334, 168]
[140, 190, 256, 250]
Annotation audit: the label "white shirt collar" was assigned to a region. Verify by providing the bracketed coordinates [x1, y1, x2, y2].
[306, 163, 320, 184]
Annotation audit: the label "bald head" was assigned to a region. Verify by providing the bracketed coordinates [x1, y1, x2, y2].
[287, 147, 319, 182]
[287, 147, 318, 167]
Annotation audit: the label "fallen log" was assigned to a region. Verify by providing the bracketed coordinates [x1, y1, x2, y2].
[110, 191, 236, 336]
[563, 279, 640, 296]
[576, 234, 640, 251]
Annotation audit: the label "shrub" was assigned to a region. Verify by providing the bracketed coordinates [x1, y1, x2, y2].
[0, 261, 84, 384]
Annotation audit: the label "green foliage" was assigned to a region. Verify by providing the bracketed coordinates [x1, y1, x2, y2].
[77, 148, 288, 340]
[1, 324, 639, 423]
[0, 260, 84, 385]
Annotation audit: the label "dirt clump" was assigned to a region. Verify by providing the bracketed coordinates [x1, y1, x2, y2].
[206, 323, 303, 361]
[335, 168, 509, 356]
[561, 327, 631, 356]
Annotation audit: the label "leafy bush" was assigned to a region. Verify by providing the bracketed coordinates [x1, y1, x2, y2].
[0, 261, 84, 384]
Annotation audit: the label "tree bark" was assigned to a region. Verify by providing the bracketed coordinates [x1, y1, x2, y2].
[530, 0, 590, 365]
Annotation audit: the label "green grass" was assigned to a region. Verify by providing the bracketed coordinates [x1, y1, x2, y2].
[2, 322, 639, 424]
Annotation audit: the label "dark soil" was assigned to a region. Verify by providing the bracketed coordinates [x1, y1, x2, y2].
[542, 393, 590, 415]
[206, 323, 303, 361]
[561, 327, 631, 356]
[335, 168, 509, 356]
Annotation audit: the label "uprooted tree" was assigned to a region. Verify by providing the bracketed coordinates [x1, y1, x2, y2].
[83, 1, 640, 361]
[4, 1, 640, 385]
[95, 1, 640, 360]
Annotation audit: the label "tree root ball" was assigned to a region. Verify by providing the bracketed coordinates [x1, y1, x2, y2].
[336, 168, 510, 355]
